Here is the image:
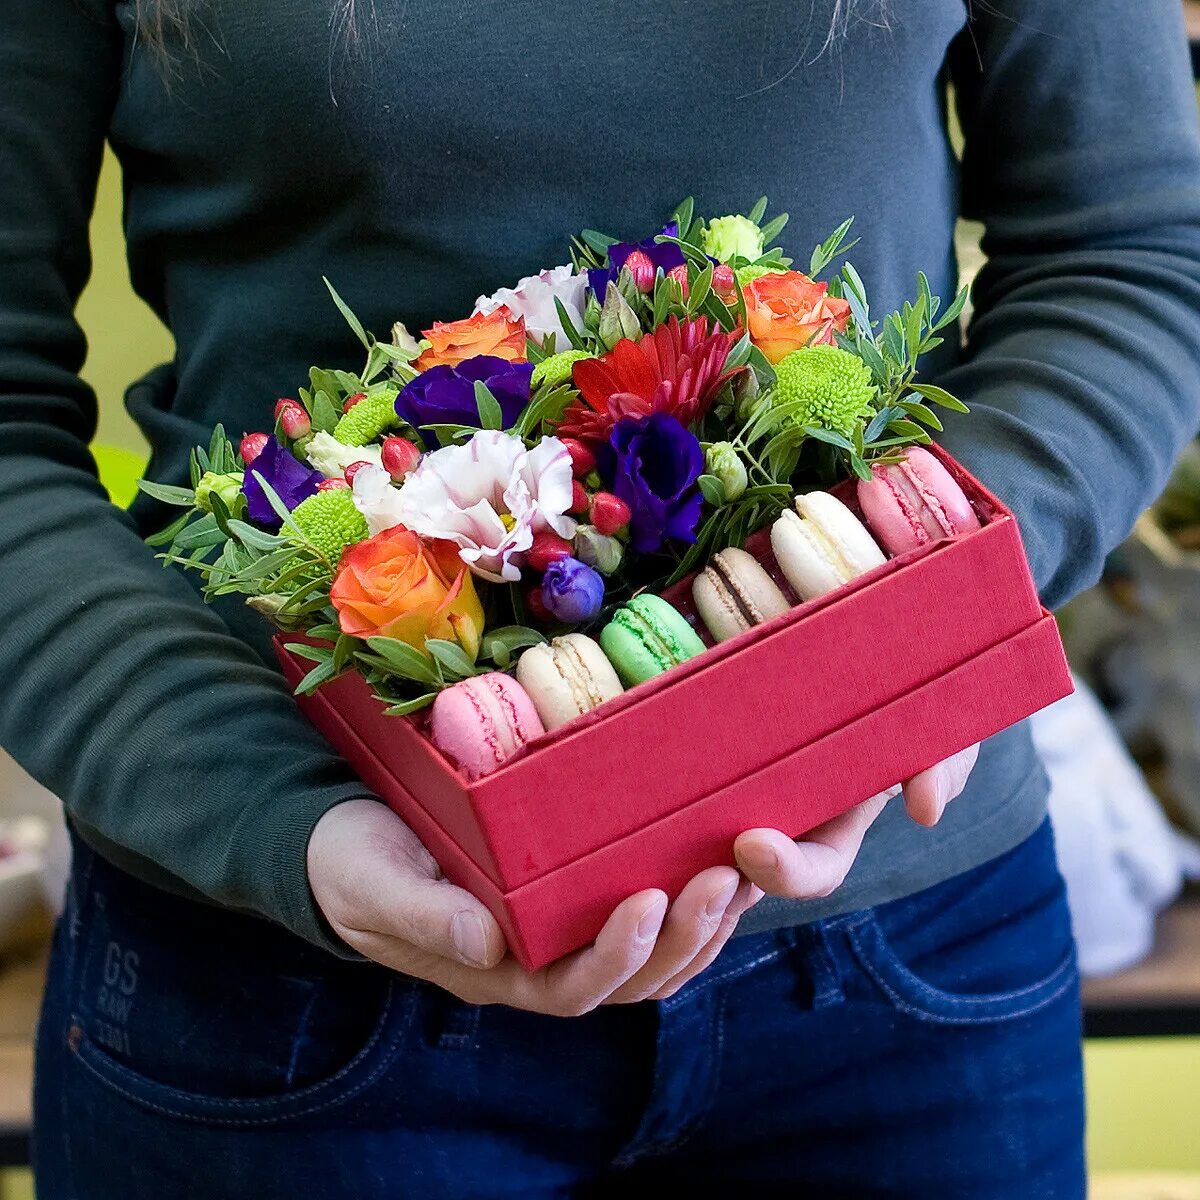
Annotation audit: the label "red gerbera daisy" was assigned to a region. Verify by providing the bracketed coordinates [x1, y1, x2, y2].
[556, 316, 744, 445]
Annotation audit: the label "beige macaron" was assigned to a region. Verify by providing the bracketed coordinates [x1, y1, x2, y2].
[770, 491, 887, 601]
[692, 547, 791, 644]
[515, 634, 624, 731]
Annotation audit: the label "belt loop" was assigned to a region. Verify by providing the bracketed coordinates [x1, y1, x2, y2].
[800, 922, 847, 1010]
[436, 998, 481, 1049]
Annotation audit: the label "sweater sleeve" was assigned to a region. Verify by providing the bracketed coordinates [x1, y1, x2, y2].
[936, 0, 1200, 608]
[0, 0, 366, 953]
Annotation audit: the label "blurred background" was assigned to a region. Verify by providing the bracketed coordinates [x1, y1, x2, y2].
[3, 12, 1200, 1199]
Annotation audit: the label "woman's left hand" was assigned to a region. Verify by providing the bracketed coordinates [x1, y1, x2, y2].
[733, 745, 980, 900]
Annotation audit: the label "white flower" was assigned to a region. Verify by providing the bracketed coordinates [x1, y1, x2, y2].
[390, 430, 576, 582]
[305, 431, 383, 480]
[474, 265, 588, 353]
[351, 463, 407, 535]
[389, 321, 423, 360]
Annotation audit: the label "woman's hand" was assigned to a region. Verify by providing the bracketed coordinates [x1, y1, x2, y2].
[733, 745, 980, 900]
[308, 798, 761, 1015]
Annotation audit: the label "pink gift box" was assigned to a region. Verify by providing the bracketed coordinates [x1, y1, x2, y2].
[276, 447, 1073, 969]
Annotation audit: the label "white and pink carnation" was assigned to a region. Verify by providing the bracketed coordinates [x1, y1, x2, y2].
[474, 265, 588, 353]
[360, 430, 576, 583]
[351, 462, 408, 535]
[305, 430, 383, 480]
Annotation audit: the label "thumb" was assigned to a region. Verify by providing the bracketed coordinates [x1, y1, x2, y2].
[310, 799, 508, 968]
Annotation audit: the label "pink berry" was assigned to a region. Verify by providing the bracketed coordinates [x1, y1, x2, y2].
[569, 479, 590, 515]
[624, 249, 656, 294]
[343, 392, 366, 413]
[525, 587, 552, 624]
[590, 492, 631, 536]
[526, 531, 573, 574]
[343, 460, 372, 486]
[316, 478, 350, 492]
[275, 400, 311, 440]
[381, 436, 421, 481]
[712, 264, 737, 304]
[239, 432, 269, 465]
[559, 437, 597, 477]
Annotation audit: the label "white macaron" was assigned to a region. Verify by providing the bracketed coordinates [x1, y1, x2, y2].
[515, 634, 624, 731]
[770, 491, 887, 601]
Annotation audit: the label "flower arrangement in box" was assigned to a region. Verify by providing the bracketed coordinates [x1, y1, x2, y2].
[142, 197, 971, 776]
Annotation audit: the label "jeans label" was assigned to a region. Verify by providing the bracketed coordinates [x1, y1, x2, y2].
[93, 938, 139, 1056]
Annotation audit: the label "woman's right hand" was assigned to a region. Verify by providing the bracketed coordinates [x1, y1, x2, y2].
[308, 798, 760, 1015]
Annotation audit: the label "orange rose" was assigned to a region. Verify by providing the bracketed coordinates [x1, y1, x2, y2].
[413, 309, 527, 371]
[743, 271, 852, 364]
[331, 527, 484, 658]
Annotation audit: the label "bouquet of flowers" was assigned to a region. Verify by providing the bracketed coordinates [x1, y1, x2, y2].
[143, 197, 970, 774]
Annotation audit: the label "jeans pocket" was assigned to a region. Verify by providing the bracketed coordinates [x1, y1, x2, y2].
[841, 823, 1081, 1026]
[845, 913, 1079, 1026]
[62, 854, 418, 1126]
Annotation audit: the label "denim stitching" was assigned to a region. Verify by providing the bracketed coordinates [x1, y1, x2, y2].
[858, 918, 1077, 1006]
[80, 980, 400, 1104]
[849, 921, 1079, 1025]
[659, 947, 785, 1012]
[860, 957, 1079, 1026]
[612, 989, 688, 1167]
[60, 846, 96, 1200]
[639, 988, 730, 1161]
[70, 980, 414, 1126]
[821, 911, 871, 932]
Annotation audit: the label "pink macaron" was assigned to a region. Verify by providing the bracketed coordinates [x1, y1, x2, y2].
[857, 446, 981, 556]
[429, 673, 545, 781]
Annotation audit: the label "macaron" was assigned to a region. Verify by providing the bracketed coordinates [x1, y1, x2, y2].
[515, 634, 624, 731]
[599, 594, 706, 688]
[770, 491, 887, 601]
[429, 673, 545, 781]
[692, 547, 791, 643]
[857, 446, 981, 556]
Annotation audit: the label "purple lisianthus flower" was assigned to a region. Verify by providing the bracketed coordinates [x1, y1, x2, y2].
[243, 437, 323, 531]
[597, 413, 705, 555]
[395, 355, 533, 449]
[541, 556, 606, 624]
[587, 222, 687, 301]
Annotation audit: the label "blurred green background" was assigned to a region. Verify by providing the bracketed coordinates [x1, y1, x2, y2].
[79, 152, 169, 507]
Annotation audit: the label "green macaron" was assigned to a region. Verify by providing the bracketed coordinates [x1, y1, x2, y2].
[599, 594, 707, 687]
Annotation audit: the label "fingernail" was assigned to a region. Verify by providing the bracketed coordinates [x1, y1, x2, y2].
[636, 895, 667, 942]
[740, 842, 778, 873]
[706, 879, 738, 920]
[451, 910, 489, 966]
[933, 768, 950, 819]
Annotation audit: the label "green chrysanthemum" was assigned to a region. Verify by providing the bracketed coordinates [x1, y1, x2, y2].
[735, 264, 785, 288]
[289, 488, 369, 565]
[771, 345, 876, 439]
[332, 389, 400, 446]
[532, 349, 590, 391]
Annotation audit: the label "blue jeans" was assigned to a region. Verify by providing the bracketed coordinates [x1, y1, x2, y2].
[33, 820, 1084, 1198]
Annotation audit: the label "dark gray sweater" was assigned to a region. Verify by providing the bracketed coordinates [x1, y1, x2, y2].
[2, 0, 1199, 951]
